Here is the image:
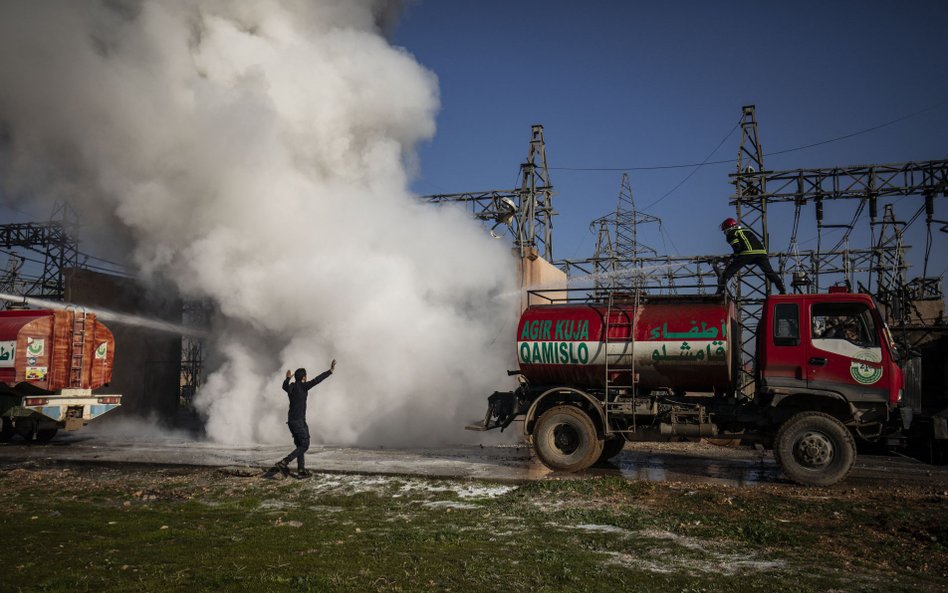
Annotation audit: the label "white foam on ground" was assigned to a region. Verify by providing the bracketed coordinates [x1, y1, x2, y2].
[574, 523, 635, 535]
[422, 500, 481, 510]
[293, 473, 514, 500]
[601, 528, 784, 575]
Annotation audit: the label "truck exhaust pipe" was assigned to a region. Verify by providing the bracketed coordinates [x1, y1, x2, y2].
[659, 422, 719, 437]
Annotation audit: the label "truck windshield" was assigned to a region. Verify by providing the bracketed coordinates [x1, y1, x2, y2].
[811, 302, 879, 348]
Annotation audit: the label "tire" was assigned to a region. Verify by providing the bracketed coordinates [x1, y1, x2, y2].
[14, 419, 35, 440]
[36, 428, 58, 443]
[0, 417, 13, 443]
[774, 411, 856, 487]
[596, 435, 626, 465]
[533, 405, 603, 472]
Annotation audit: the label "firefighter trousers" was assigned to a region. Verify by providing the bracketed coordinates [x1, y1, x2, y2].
[718, 254, 785, 294]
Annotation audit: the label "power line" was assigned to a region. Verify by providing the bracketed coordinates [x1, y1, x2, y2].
[550, 97, 948, 172]
[80, 251, 127, 267]
[639, 122, 739, 211]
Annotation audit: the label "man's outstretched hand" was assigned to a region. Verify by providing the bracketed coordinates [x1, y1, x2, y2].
[330, 359, 337, 372]
[285, 369, 292, 379]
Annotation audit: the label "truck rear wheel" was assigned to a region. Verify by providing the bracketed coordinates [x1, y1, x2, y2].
[36, 428, 58, 443]
[774, 411, 856, 487]
[14, 419, 35, 440]
[534, 405, 603, 472]
[0, 417, 13, 442]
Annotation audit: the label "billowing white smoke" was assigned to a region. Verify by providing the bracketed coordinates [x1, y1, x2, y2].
[0, 1, 518, 445]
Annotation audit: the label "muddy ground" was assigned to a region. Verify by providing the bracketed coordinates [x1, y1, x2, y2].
[2, 456, 946, 593]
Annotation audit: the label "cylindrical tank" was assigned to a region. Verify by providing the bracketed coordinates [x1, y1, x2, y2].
[517, 296, 737, 392]
[0, 309, 115, 392]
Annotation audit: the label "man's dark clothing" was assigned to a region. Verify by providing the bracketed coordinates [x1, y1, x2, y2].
[718, 226, 786, 294]
[279, 370, 332, 471]
[284, 371, 332, 422]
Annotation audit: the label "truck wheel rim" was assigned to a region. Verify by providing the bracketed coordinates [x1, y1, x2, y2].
[794, 430, 834, 468]
[552, 423, 580, 455]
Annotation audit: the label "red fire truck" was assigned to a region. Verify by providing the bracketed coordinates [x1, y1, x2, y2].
[0, 308, 122, 442]
[469, 289, 905, 486]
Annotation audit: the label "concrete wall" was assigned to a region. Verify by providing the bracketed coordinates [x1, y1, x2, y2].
[64, 269, 181, 421]
[516, 247, 568, 313]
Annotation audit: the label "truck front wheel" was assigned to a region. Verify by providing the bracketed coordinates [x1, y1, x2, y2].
[533, 405, 603, 472]
[774, 411, 856, 487]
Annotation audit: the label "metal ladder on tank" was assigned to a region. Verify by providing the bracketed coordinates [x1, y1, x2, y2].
[603, 288, 638, 436]
[69, 309, 88, 388]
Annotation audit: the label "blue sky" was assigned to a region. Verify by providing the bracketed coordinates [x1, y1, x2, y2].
[394, 1, 948, 280]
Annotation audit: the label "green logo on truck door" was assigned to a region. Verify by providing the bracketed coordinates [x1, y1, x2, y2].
[850, 350, 883, 385]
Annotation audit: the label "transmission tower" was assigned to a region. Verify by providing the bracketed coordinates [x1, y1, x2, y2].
[422, 124, 556, 261]
[731, 106, 770, 396]
[581, 173, 660, 289]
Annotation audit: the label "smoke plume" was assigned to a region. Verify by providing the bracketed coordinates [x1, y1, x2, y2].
[0, 1, 518, 445]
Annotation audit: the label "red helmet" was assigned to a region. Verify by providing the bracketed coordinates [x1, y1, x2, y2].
[720, 217, 738, 231]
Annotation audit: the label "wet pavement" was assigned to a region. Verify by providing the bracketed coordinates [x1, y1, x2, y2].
[2, 430, 947, 488]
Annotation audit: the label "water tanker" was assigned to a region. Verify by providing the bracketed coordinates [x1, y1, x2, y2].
[470, 290, 907, 486]
[0, 308, 122, 442]
[517, 296, 736, 393]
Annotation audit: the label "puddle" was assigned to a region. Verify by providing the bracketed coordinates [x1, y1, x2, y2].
[591, 448, 782, 487]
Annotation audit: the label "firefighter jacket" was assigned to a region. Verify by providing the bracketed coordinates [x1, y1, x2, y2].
[282, 370, 332, 422]
[725, 226, 767, 255]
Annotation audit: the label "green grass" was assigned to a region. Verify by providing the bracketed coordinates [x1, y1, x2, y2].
[1, 466, 945, 593]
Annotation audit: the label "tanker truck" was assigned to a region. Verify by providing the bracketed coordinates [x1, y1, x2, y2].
[0, 308, 122, 442]
[468, 289, 906, 486]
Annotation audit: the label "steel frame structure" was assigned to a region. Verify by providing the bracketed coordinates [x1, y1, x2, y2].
[0, 220, 81, 299]
[561, 248, 892, 293]
[423, 124, 556, 260]
[180, 298, 212, 405]
[730, 107, 947, 391]
[558, 105, 945, 397]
